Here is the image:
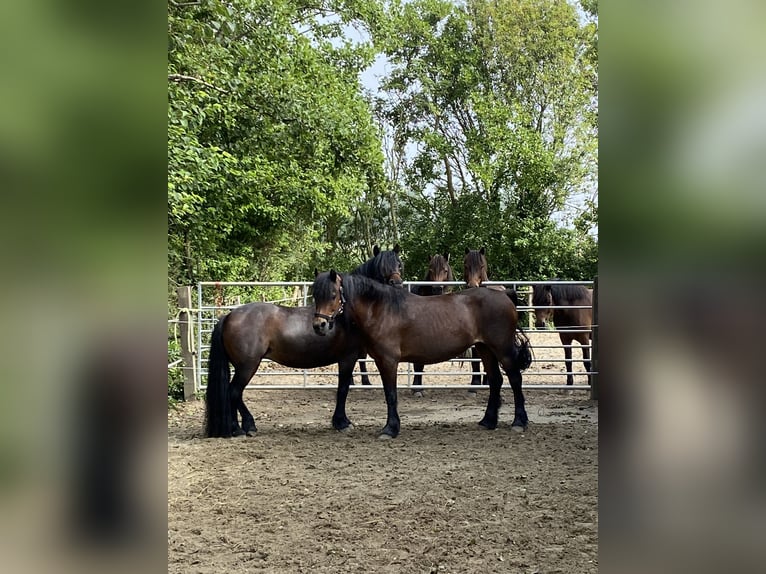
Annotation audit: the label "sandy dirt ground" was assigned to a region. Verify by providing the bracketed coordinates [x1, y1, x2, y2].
[168, 332, 598, 573]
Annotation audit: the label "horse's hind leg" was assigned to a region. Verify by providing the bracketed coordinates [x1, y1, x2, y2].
[561, 335, 574, 386]
[470, 346, 484, 386]
[230, 362, 259, 436]
[580, 334, 592, 386]
[412, 363, 425, 395]
[474, 345, 503, 429]
[358, 357, 372, 385]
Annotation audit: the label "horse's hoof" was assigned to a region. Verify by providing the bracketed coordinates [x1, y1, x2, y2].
[378, 433, 394, 440]
[478, 419, 497, 430]
[338, 424, 354, 433]
[511, 424, 527, 433]
[413, 391, 424, 398]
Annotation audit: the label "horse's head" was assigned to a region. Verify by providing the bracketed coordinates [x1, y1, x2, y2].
[463, 247, 488, 288]
[371, 243, 404, 288]
[532, 284, 553, 328]
[425, 253, 453, 294]
[312, 270, 345, 335]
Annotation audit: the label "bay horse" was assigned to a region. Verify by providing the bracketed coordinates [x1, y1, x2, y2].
[311, 271, 532, 438]
[204, 246, 403, 437]
[351, 244, 404, 385]
[463, 247, 522, 386]
[410, 254, 454, 392]
[532, 283, 593, 386]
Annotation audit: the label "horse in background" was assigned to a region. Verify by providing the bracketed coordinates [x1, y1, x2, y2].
[352, 244, 403, 287]
[351, 244, 404, 384]
[410, 253, 453, 296]
[410, 254, 454, 393]
[311, 270, 532, 438]
[532, 283, 593, 386]
[462, 247, 523, 387]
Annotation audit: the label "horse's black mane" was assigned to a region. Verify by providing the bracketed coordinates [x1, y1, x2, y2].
[532, 282, 591, 304]
[345, 273, 408, 310]
[352, 249, 402, 283]
[314, 272, 409, 313]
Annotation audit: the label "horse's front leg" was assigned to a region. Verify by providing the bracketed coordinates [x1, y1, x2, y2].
[376, 359, 401, 439]
[332, 358, 355, 431]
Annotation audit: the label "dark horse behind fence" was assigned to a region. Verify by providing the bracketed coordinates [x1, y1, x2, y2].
[462, 247, 523, 387]
[409, 253, 454, 392]
[205, 246, 403, 437]
[532, 282, 593, 386]
[311, 271, 532, 438]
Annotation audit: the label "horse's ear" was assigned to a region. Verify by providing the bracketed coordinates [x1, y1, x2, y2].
[314, 267, 319, 278]
[464, 247, 470, 254]
[444, 253, 450, 262]
[393, 243, 401, 254]
[329, 269, 337, 282]
[480, 246, 485, 255]
[373, 245, 380, 256]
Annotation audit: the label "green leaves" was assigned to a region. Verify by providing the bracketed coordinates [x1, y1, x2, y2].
[378, 0, 597, 280]
[167, 0, 597, 289]
[168, 0, 385, 284]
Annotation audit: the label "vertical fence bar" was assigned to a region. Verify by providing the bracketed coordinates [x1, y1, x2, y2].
[590, 275, 599, 401]
[527, 286, 535, 331]
[177, 286, 197, 401]
[197, 282, 203, 391]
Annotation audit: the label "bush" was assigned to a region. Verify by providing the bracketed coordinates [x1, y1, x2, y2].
[168, 338, 185, 404]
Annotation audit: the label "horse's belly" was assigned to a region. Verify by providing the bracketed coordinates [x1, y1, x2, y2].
[266, 332, 358, 368]
[401, 340, 473, 365]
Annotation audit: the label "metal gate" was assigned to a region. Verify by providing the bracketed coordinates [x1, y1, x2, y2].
[184, 279, 597, 396]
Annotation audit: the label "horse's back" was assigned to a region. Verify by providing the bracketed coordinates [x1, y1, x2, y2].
[222, 303, 359, 367]
[552, 286, 592, 335]
[431, 287, 518, 326]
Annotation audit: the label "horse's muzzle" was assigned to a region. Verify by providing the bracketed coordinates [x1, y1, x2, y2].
[388, 275, 403, 288]
[312, 315, 333, 335]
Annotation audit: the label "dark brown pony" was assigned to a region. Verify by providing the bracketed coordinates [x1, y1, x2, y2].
[463, 247, 522, 386]
[311, 271, 532, 438]
[351, 244, 404, 384]
[204, 246, 403, 437]
[410, 254, 454, 392]
[532, 283, 593, 386]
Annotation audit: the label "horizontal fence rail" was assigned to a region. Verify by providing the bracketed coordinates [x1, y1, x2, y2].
[171, 279, 596, 394]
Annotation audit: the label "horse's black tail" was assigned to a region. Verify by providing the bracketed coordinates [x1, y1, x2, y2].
[205, 314, 232, 437]
[513, 324, 533, 372]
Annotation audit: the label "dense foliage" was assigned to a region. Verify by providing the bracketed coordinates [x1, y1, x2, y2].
[168, 0, 597, 290]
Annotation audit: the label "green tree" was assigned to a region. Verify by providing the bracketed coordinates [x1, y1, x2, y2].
[168, 0, 386, 289]
[377, 0, 597, 280]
